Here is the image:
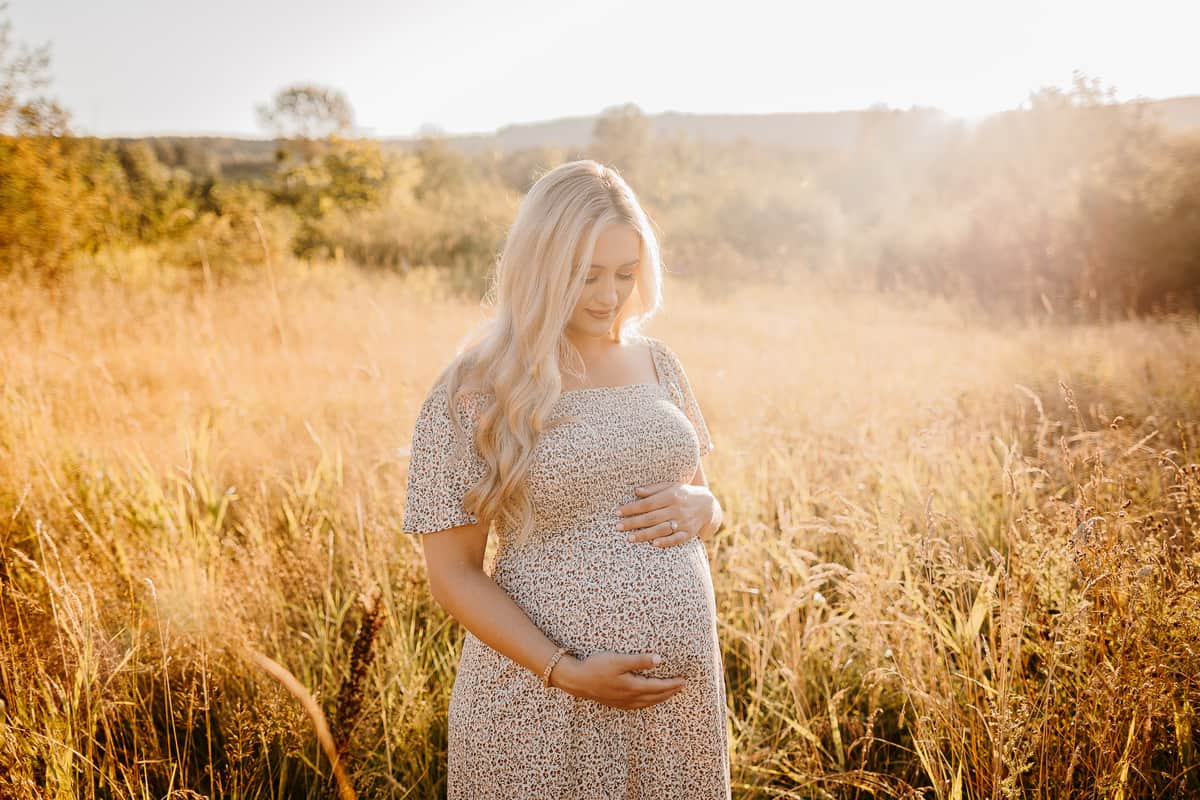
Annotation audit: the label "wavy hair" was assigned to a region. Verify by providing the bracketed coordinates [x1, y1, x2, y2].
[431, 159, 664, 545]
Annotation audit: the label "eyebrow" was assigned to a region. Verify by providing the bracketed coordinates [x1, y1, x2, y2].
[588, 258, 640, 269]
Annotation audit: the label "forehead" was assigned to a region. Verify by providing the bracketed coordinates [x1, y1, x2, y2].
[588, 224, 641, 268]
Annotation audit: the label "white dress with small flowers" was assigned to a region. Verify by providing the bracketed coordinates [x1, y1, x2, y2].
[401, 334, 729, 800]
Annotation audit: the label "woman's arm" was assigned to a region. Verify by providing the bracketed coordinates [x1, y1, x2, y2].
[419, 518, 688, 709]
[690, 458, 724, 540]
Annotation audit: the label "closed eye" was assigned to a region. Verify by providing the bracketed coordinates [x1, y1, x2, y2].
[585, 273, 636, 284]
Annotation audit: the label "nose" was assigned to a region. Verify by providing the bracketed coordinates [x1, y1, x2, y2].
[597, 276, 619, 306]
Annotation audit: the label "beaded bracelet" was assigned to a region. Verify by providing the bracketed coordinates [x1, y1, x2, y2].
[540, 646, 569, 688]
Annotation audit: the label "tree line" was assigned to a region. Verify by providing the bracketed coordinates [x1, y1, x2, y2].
[2, 5, 1198, 321]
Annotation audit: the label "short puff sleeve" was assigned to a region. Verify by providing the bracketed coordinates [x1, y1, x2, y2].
[401, 382, 490, 534]
[654, 339, 715, 457]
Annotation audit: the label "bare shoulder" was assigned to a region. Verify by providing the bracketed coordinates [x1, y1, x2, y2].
[636, 333, 682, 366]
[632, 332, 666, 356]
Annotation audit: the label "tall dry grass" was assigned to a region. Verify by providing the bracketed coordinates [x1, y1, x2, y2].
[0, 259, 1197, 798]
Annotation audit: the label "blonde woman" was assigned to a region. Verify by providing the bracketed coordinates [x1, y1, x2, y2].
[401, 159, 729, 798]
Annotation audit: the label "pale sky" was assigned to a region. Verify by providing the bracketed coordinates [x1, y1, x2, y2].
[9, 0, 1199, 138]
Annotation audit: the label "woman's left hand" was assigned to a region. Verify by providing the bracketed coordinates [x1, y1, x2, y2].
[615, 481, 718, 547]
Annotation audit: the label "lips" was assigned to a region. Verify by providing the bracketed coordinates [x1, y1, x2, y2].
[587, 309, 613, 318]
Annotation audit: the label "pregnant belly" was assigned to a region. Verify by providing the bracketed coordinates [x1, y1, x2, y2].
[493, 536, 720, 681]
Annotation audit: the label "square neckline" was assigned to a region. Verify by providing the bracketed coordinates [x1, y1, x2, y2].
[557, 335, 667, 398]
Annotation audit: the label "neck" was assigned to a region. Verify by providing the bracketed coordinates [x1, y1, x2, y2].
[563, 327, 618, 358]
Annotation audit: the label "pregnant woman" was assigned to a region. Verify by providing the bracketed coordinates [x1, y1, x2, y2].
[401, 159, 730, 798]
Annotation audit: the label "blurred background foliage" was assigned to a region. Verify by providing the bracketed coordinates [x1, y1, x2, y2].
[2, 6, 1198, 318]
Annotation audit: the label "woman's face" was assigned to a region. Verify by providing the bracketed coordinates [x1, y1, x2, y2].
[565, 224, 641, 341]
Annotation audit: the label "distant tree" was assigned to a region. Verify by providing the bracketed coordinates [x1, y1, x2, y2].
[590, 102, 649, 179]
[416, 122, 447, 138]
[0, 2, 108, 279]
[412, 134, 471, 200]
[0, 1, 69, 136]
[102, 140, 196, 242]
[493, 145, 569, 193]
[256, 83, 353, 139]
[256, 84, 354, 161]
[271, 135, 396, 258]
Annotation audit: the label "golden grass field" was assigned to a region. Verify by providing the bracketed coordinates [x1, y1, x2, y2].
[1, 260, 1198, 799]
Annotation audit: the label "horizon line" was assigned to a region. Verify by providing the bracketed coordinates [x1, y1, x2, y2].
[68, 91, 1197, 141]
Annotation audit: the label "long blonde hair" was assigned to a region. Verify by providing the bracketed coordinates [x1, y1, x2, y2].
[433, 159, 665, 544]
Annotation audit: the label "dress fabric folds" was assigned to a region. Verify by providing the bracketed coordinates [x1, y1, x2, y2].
[401, 335, 729, 799]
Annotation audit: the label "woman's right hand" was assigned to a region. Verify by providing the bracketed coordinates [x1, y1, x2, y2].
[549, 651, 687, 709]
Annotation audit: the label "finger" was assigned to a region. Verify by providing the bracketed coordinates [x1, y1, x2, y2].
[632, 678, 688, 697]
[619, 492, 676, 521]
[617, 498, 648, 518]
[619, 652, 664, 672]
[651, 529, 694, 548]
[616, 507, 666, 532]
[624, 483, 674, 514]
[627, 519, 677, 543]
[623, 674, 688, 691]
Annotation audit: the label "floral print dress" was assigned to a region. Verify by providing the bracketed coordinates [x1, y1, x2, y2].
[402, 334, 730, 799]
